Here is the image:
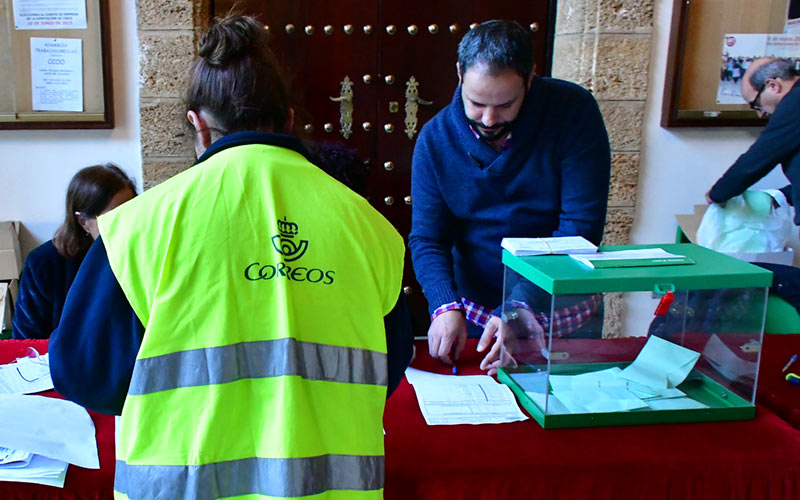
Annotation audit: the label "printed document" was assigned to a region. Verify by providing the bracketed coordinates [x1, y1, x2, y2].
[405, 368, 527, 425]
[0, 353, 54, 394]
[620, 336, 700, 390]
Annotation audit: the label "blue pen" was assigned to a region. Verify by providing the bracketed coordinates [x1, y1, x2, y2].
[783, 354, 798, 373]
[452, 363, 458, 375]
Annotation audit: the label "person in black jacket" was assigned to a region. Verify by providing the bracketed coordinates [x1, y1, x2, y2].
[706, 57, 800, 223]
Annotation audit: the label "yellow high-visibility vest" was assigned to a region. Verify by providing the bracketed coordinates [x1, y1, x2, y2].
[99, 139, 404, 499]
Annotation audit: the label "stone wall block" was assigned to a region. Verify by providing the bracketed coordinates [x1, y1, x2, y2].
[555, 0, 598, 35]
[593, 34, 649, 100]
[136, 0, 194, 30]
[140, 32, 194, 98]
[602, 207, 634, 245]
[141, 99, 194, 157]
[142, 159, 193, 190]
[551, 34, 594, 90]
[598, 101, 643, 152]
[609, 152, 639, 207]
[596, 0, 654, 33]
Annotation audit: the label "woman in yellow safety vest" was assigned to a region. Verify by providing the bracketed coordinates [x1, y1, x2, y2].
[49, 14, 412, 500]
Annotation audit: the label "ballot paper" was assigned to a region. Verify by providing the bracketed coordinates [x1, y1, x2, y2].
[701, 334, 758, 383]
[514, 366, 693, 415]
[0, 352, 54, 394]
[0, 394, 99, 469]
[501, 236, 597, 256]
[620, 336, 700, 390]
[405, 368, 528, 425]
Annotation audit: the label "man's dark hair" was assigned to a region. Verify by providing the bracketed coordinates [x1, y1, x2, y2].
[457, 20, 534, 80]
[749, 57, 800, 89]
[312, 141, 370, 196]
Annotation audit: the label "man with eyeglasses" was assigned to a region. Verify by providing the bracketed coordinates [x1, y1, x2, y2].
[706, 57, 800, 220]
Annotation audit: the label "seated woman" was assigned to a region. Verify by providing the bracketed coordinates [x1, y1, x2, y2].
[12, 164, 136, 339]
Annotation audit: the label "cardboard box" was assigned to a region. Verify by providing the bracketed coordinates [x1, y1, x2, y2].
[675, 205, 795, 266]
[0, 221, 23, 279]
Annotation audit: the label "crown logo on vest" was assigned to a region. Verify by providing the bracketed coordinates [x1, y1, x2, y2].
[271, 216, 308, 262]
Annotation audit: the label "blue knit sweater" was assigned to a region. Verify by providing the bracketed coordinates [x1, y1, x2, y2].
[12, 240, 81, 339]
[409, 77, 611, 315]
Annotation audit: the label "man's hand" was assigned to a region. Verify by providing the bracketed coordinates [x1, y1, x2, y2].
[477, 310, 545, 376]
[477, 316, 518, 376]
[427, 310, 468, 364]
[705, 190, 726, 207]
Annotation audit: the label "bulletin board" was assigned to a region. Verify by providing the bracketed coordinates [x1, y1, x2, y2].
[0, 0, 112, 129]
[662, 0, 789, 127]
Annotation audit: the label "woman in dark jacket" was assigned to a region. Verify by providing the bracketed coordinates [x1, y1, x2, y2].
[11, 164, 136, 339]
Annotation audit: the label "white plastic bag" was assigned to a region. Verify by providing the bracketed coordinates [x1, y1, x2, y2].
[696, 189, 793, 253]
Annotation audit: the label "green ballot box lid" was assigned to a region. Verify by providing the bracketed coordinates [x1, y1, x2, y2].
[501, 243, 773, 294]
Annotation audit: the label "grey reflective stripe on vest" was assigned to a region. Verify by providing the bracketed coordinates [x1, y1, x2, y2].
[128, 338, 387, 395]
[115, 454, 384, 500]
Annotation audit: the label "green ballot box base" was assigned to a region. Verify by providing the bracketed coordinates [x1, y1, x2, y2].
[498, 363, 756, 429]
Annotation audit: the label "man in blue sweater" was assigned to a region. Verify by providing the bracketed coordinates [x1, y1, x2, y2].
[409, 20, 611, 374]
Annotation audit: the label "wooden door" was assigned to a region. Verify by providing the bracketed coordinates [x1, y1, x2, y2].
[212, 1, 555, 334]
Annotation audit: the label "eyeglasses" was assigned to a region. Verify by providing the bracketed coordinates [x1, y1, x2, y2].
[749, 84, 765, 112]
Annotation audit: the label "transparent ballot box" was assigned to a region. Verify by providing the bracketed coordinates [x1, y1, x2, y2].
[496, 243, 771, 429]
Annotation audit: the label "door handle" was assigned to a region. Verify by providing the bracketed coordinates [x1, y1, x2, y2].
[404, 76, 432, 139]
[330, 76, 354, 139]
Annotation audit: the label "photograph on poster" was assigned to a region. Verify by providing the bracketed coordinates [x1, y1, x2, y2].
[717, 34, 800, 104]
[787, 0, 800, 34]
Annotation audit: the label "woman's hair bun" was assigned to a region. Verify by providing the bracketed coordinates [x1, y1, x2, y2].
[199, 15, 266, 67]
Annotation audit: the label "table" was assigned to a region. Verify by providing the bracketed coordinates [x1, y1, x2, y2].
[0, 339, 115, 499]
[384, 338, 800, 500]
[757, 334, 800, 430]
[3, 336, 800, 500]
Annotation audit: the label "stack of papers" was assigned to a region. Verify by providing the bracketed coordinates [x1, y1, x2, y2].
[501, 236, 597, 256]
[569, 248, 695, 269]
[405, 368, 527, 425]
[0, 365, 98, 488]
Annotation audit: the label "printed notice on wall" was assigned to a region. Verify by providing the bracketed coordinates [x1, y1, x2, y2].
[717, 34, 800, 104]
[30, 38, 83, 112]
[13, 0, 87, 30]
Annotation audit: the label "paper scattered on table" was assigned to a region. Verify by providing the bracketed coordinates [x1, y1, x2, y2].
[0, 394, 99, 469]
[0, 352, 54, 394]
[702, 334, 757, 382]
[405, 367, 527, 425]
[501, 236, 597, 256]
[0, 448, 67, 488]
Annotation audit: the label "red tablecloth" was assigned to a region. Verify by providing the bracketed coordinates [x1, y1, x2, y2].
[0, 339, 115, 500]
[384, 338, 800, 500]
[757, 334, 800, 430]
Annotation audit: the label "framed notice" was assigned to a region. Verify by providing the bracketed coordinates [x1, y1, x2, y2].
[0, 0, 113, 129]
[662, 0, 790, 127]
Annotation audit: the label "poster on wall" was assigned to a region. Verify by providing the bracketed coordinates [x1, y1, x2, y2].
[717, 34, 800, 104]
[30, 37, 84, 112]
[12, 0, 88, 30]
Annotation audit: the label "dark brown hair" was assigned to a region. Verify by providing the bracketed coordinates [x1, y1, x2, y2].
[186, 15, 290, 135]
[52, 163, 137, 259]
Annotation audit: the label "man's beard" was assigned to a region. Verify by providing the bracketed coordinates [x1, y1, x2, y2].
[468, 118, 513, 142]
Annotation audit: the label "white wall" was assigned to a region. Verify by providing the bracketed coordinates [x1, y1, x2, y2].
[0, 1, 141, 257]
[624, 0, 797, 336]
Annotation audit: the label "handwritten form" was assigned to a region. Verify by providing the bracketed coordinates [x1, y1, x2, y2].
[405, 368, 527, 425]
